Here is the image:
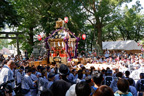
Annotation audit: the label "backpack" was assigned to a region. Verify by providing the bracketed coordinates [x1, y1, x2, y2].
[140, 79, 144, 91]
[105, 76, 112, 86]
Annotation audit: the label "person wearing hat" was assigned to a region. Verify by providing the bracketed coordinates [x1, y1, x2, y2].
[48, 72, 55, 88]
[58, 64, 73, 84]
[104, 70, 113, 86]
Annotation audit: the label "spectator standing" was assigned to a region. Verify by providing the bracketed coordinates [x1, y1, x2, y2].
[128, 78, 137, 96]
[75, 81, 91, 96]
[93, 85, 114, 96]
[21, 68, 37, 96]
[136, 73, 144, 96]
[104, 70, 113, 86]
[110, 72, 123, 93]
[0, 60, 16, 96]
[48, 72, 55, 88]
[50, 80, 71, 96]
[114, 79, 133, 96]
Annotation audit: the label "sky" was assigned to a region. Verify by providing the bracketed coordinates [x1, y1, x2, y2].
[122, 0, 144, 11]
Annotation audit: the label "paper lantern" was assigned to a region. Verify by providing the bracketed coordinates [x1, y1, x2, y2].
[64, 17, 68, 23]
[82, 34, 86, 40]
[37, 35, 42, 41]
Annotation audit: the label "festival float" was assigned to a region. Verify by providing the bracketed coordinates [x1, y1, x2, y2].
[44, 18, 80, 66]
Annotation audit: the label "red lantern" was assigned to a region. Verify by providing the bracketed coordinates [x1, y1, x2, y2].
[64, 17, 68, 23]
[37, 35, 42, 41]
[82, 34, 86, 40]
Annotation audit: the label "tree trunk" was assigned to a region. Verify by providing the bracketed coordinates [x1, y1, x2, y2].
[97, 24, 102, 50]
[118, 26, 125, 40]
[91, 42, 92, 52]
[95, 17, 102, 50]
[126, 30, 131, 40]
[87, 41, 88, 52]
[28, 28, 34, 46]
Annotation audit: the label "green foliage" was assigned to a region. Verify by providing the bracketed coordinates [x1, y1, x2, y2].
[0, 0, 19, 28]
[8, 0, 86, 54]
[0, 35, 8, 49]
[2, 0, 144, 54]
[114, 1, 144, 41]
[0, 39, 8, 49]
[80, 0, 134, 49]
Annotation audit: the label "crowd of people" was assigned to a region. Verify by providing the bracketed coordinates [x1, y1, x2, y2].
[0, 50, 144, 96]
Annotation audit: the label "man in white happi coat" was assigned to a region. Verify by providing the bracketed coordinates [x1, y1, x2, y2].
[0, 60, 16, 96]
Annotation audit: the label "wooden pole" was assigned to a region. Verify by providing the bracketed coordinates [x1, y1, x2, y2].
[16, 34, 20, 55]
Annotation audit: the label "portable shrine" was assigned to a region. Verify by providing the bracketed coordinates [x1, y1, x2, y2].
[44, 18, 80, 65]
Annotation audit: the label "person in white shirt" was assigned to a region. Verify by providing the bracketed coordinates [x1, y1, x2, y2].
[0, 60, 16, 96]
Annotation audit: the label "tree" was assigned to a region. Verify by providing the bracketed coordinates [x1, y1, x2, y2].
[0, 0, 19, 28]
[80, 0, 133, 49]
[116, 1, 144, 41]
[10, 0, 86, 54]
[0, 39, 8, 50]
[102, 24, 120, 41]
